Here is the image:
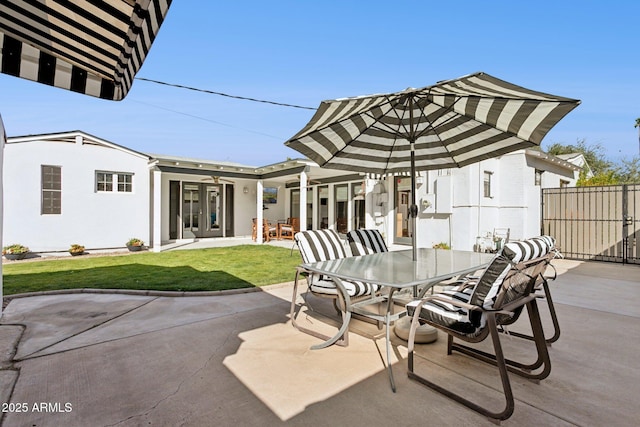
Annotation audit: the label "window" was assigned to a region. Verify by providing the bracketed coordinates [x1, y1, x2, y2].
[483, 171, 493, 198]
[317, 186, 329, 229]
[118, 174, 133, 192]
[559, 179, 570, 188]
[96, 171, 133, 192]
[335, 184, 348, 233]
[97, 172, 113, 192]
[535, 169, 544, 186]
[41, 165, 61, 214]
[352, 181, 365, 230]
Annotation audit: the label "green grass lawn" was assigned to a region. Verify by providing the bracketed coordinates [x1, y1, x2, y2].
[2, 245, 301, 296]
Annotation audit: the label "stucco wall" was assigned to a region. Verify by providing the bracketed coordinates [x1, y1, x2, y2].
[3, 137, 150, 251]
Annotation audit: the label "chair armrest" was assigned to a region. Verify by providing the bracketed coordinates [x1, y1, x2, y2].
[413, 294, 481, 312]
[498, 294, 538, 312]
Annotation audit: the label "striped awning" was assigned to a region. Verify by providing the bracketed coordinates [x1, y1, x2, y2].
[0, 0, 172, 101]
[284, 72, 580, 175]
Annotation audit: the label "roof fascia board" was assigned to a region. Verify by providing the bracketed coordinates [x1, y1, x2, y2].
[261, 166, 307, 179]
[524, 149, 580, 171]
[285, 173, 364, 188]
[156, 165, 257, 179]
[7, 131, 150, 160]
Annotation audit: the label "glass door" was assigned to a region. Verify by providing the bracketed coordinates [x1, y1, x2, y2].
[182, 183, 200, 238]
[182, 183, 224, 238]
[352, 181, 366, 230]
[203, 184, 223, 237]
[317, 186, 329, 229]
[335, 184, 348, 233]
[394, 177, 412, 245]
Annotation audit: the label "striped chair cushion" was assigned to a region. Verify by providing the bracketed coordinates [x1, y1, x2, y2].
[407, 236, 556, 337]
[296, 230, 348, 262]
[347, 229, 388, 256]
[406, 285, 476, 335]
[470, 236, 556, 311]
[295, 230, 379, 297]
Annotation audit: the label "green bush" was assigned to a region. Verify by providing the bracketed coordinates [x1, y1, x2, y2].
[2, 243, 30, 255]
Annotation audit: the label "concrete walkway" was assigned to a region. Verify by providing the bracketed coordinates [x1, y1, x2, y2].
[1, 259, 639, 426]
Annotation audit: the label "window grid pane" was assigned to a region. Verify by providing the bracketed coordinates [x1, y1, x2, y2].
[97, 172, 113, 192]
[483, 171, 492, 198]
[41, 165, 61, 214]
[117, 174, 132, 192]
[42, 165, 61, 190]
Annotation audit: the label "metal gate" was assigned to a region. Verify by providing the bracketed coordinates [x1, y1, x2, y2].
[541, 185, 640, 264]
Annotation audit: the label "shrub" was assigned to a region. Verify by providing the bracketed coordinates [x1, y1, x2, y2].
[432, 242, 451, 250]
[126, 238, 144, 247]
[2, 243, 30, 255]
[69, 244, 85, 254]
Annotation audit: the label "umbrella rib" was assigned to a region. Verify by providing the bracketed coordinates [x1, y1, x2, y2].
[357, 94, 413, 174]
[320, 102, 397, 174]
[412, 91, 471, 169]
[378, 94, 414, 174]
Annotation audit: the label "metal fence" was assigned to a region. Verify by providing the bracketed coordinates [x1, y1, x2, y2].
[541, 185, 640, 264]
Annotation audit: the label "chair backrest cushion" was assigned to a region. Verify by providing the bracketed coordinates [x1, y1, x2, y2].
[469, 236, 556, 313]
[347, 229, 388, 256]
[295, 229, 348, 263]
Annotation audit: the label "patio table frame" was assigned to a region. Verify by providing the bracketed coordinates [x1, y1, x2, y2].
[297, 248, 494, 392]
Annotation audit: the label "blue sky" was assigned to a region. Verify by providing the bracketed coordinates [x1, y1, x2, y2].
[1, 1, 638, 166]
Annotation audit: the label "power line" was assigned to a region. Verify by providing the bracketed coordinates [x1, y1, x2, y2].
[135, 77, 316, 110]
[128, 99, 285, 140]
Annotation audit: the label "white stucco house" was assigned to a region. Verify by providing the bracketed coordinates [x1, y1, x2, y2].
[2, 131, 581, 254]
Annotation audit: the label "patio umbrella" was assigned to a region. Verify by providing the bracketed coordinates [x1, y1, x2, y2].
[284, 72, 580, 260]
[0, 0, 172, 100]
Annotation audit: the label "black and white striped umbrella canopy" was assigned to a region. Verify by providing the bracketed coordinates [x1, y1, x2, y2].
[285, 72, 580, 175]
[285, 72, 580, 259]
[0, 0, 172, 101]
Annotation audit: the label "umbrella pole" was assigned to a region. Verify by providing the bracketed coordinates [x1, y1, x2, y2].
[408, 93, 419, 262]
[410, 142, 418, 261]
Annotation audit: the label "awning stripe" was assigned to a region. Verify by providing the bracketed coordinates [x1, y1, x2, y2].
[0, 0, 172, 100]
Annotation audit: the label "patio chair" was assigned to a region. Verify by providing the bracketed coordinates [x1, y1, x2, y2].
[346, 229, 388, 256]
[457, 236, 562, 345]
[278, 217, 298, 241]
[405, 236, 556, 421]
[252, 218, 278, 242]
[290, 229, 381, 349]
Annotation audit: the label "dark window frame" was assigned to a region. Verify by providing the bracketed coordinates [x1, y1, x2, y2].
[41, 165, 62, 215]
[483, 171, 493, 198]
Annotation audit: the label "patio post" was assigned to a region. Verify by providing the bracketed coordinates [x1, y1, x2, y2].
[300, 169, 308, 231]
[152, 169, 162, 252]
[256, 179, 264, 243]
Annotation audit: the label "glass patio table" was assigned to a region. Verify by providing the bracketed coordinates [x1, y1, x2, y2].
[300, 248, 495, 392]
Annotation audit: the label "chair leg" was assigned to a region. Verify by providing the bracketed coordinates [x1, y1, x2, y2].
[540, 280, 561, 344]
[290, 269, 351, 349]
[407, 312, 515, 421]
[450, 300, 552, 381]
[499, 280, 560, 345]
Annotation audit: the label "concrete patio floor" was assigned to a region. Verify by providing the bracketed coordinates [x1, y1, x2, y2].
[0, 258, 639, 426]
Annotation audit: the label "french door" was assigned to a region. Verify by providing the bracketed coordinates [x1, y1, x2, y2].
[180, 182, 226, 238]
[394, 177, 413, 245]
